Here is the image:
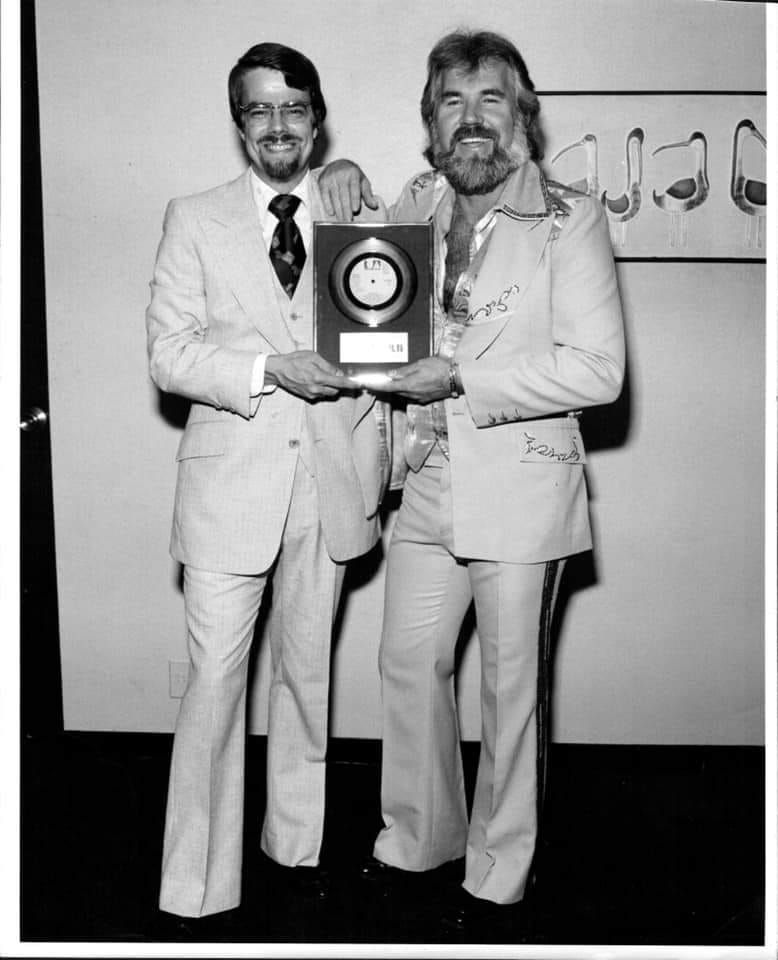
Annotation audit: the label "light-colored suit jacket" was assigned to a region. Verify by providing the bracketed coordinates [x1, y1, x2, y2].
[146, 168, 388, 575]
[392, 162, 625, 564]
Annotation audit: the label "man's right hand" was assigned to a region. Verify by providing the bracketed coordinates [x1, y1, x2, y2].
[319, 159, 379, 221]
[264, 350, 349, 401]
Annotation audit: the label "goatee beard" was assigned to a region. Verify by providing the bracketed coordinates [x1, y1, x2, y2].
[259, 137, 302, 182]
[263, 155, 302, 181]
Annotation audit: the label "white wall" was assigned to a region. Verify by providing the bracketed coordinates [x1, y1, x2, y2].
[36, 0, 767, 743]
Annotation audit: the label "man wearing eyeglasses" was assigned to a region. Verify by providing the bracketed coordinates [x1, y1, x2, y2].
[146, 42, 387, 928]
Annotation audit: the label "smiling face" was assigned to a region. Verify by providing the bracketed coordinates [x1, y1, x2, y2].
[238, 67, 317, 190]
[429, 59, 530, 196]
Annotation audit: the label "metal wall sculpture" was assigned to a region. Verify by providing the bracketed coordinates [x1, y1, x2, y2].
[541, 95, 766, 257]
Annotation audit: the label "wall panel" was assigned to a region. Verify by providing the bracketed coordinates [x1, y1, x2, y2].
[36, 0, 768, 743]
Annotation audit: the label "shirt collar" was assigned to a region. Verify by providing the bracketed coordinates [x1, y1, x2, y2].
[250, 167, 311, 213]
[498, 161, 557, 220]
[431, 160, 553, 231]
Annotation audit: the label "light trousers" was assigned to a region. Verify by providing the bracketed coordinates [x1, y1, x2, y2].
[159, 459, 344, 917]
[373, 447, 563, 904]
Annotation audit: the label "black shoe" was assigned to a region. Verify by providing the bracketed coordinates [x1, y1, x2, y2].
[150, 907, 241, 942]
[358, 855, 401, 898]
[435, 856, 466, 887]
[260, 851, 332, 901]
[262, 859, 331, 901]
[359, 855, 396, 881]
[287, 864, 331, 900]
[360, 855, 464, 900]
[360, 854, 464, 882]
[440, 889, 530, 941]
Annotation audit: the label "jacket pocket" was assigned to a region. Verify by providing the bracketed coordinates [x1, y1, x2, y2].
[517, 420, 586, 465]
[175, 420, 228, 461]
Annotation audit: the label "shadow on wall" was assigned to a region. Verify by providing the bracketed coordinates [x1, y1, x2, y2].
[157, 389, 191, 430]
[583, 357, 632, 455]
[545, 350, 633, 731]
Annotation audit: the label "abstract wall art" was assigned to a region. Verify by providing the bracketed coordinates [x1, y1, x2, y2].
[541, 95, 766, 258]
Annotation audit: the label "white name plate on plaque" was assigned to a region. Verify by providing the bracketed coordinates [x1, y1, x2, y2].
[340, 332, 408, 364]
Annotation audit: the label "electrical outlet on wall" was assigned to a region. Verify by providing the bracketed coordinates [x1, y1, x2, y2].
[168, 660, 190, 698]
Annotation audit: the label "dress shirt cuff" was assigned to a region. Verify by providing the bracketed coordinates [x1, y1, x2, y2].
[251, 353, 279, 394]
[250, 353, 277, 412]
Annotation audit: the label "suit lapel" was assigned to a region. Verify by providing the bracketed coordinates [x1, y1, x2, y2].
[453, 162, 556, 359]
[199, 170, 297, 353]
[461, 212, 554, 358]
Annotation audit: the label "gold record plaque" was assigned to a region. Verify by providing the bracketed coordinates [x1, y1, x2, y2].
[314, 222, 433, 383]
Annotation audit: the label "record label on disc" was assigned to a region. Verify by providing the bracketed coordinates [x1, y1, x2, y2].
[346, 255, 400, 307]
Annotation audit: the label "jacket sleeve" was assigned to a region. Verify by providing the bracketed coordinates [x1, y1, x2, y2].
[460, 197, 625, 425]
[388, 171, 437, 223]
[145, 198, 257, 418]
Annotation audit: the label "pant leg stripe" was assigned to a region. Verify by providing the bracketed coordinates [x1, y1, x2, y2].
[535, 559, 559, 854]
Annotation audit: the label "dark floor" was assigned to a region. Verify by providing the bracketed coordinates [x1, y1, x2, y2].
[20, 733, 765, 948]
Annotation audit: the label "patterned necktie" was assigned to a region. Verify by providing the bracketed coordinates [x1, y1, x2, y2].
[268, 194, 306, 298]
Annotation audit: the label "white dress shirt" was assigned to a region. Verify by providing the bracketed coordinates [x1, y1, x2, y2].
[248, 168, 312, 399]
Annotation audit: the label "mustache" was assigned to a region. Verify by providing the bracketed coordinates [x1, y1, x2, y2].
[451, 123, 498, 145]
[259, 133, 301, 145]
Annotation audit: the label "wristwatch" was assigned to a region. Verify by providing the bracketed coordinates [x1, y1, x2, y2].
[448, 363, 464, 398]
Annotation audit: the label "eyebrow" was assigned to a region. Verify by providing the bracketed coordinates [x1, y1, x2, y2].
[239, 98, 311, 109]
[440, 87, 508, 99]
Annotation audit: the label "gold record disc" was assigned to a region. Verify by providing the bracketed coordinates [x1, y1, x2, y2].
[329, 237, 417, 326]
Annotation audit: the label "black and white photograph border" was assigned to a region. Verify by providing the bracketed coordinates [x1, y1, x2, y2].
[2, 1, 776, 958]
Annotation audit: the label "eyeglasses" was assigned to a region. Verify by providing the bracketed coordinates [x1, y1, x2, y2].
[239, 101, 312, 126]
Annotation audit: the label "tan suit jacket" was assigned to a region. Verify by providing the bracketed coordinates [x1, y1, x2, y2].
[392, 162, 625, 563]
[147, 169, 387, 574]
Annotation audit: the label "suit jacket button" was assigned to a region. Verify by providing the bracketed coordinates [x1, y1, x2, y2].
[288, 439, 299, 448]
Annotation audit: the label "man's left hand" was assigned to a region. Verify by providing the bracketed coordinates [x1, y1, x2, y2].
[376, 358, 451, 404]
[319, 159, 379, 221]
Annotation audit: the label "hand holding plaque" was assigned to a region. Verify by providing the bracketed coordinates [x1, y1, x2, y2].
[313, 223, 433, 387]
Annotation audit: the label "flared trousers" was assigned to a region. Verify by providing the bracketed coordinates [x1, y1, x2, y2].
[374, 447, 563, 904]
[159, 460, 344, 917]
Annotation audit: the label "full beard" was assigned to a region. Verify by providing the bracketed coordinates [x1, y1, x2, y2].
[432, 124, 522, 196]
